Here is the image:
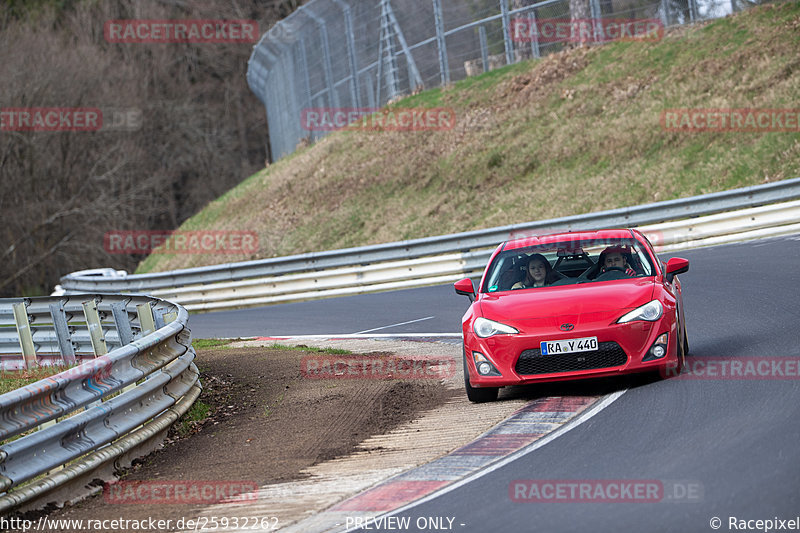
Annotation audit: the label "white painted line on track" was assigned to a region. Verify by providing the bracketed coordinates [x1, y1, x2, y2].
[342, 389, 628, 531]
[251, 333, 462, 339]
[354, 316, 436, 334]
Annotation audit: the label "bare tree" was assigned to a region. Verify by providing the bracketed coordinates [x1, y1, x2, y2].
[0, 0, 305, 296]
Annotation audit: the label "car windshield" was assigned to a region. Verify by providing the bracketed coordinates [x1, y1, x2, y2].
[481, 237, 656, 293]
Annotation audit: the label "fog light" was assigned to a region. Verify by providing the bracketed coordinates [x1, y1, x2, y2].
[643, 333, 668, 362]
[472, 351, 501, 376]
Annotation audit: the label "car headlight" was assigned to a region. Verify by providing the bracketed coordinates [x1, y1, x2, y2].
[617, 300, 663, 324]
[474, 317, 519, 338]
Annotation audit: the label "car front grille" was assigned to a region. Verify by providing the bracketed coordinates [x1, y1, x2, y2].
[515, 341, 628, 375]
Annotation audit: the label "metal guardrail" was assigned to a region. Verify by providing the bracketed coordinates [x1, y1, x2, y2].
[59, 178, 800, 311]
[0, 295, 199, 514]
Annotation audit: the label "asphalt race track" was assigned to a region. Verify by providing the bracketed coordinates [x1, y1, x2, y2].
[193, 234, 800, 532]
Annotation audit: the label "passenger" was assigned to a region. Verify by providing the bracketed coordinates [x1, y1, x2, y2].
[512, 254, 560, 289]
[598, 245, 637, 277]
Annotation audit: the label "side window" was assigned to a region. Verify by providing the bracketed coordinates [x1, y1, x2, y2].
[636, 235, 660, 275]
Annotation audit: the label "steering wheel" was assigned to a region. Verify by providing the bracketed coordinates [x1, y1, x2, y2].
[595, 266, 628, 281]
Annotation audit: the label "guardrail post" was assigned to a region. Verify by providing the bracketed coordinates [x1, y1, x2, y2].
[153, 308, 170, 329]
[432, 0, 450, 86]
[49, 302, 76, 366]
[136, 302, 156, 336]
[12, 302, 36, 369]
[500, 0, 514, 66]
[110, 301, 134, 346]
[479, 26, 489, 73]
[82, 300, 108, 357]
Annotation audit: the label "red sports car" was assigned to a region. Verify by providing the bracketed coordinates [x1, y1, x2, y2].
[454, 229, 689, 402]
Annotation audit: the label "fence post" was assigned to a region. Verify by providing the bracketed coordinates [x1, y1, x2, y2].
[12, 302, 36, 369]
[332, 0, 362, 109]
[689, 0, 698, 21]
[379, 0, 400, 100]
[528, 11, 540, 59]
[479, 26, 490, 73]
[386, 4, 423, 90]
[432, 0, 450, 85]
[365, 74, 376, 109]
[500, 0, 514, 66]
[590, 0, 603, 43]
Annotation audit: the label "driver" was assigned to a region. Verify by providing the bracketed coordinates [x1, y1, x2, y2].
[598, 246, 637, 277]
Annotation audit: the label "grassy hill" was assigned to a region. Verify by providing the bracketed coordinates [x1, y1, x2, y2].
[137, 1, 800, 274]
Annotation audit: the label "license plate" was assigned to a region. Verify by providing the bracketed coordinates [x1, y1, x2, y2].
[540, 336, 598, 355]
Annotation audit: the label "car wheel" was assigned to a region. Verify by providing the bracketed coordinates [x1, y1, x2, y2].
[463, 349, 499, 403]
[670, 317, 687, 376]
[682, 321, 690, 357]
[676, 326, 686, 374]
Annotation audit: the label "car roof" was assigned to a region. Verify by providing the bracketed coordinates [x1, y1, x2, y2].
[502, 229, 635, 251]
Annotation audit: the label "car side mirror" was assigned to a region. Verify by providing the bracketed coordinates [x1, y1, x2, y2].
[454, 278, 476, 303]
[665, 257, 689, 283]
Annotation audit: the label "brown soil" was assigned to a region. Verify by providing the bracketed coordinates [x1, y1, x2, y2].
[18, 346, 456, 532]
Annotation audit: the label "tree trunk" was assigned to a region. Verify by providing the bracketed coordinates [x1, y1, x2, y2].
[570, 0, 592, 45]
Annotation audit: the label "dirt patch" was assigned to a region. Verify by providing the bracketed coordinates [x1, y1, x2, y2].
[19, 346, 456, 532]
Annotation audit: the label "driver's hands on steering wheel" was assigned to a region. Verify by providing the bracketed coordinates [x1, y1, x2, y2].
[600, 266, 636, 276]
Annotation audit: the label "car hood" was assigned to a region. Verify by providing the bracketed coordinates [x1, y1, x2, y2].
[478, 278, 656, 329]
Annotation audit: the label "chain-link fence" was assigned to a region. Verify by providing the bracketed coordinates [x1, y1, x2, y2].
[247, 0, 748, 161]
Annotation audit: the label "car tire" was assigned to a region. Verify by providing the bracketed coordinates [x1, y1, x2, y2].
[682, 321, 690, 357]
[463, 349, 499, 403]
[670, 317, 687, 376]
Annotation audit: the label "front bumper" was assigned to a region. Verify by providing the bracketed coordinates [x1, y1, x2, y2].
[463, 317, 678, 388]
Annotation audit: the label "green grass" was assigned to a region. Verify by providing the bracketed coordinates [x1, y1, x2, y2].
[262, 343, 351, 355]
[192, 338, 235, 350]
[176, 399, 211, 437]
[0, 365, 78, 395]
[133, 2, 800, 276]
